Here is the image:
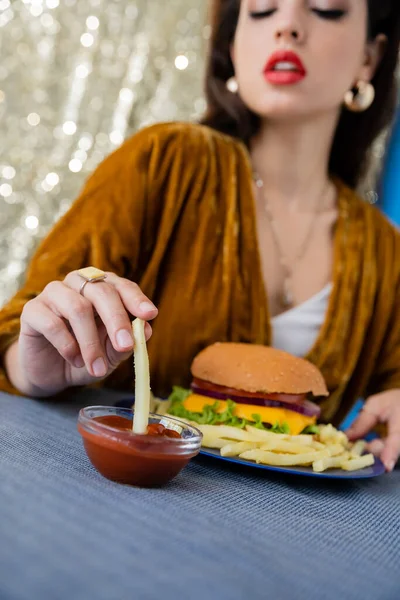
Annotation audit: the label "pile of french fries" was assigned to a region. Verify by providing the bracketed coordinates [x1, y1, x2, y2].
[163, 417, 374, 472]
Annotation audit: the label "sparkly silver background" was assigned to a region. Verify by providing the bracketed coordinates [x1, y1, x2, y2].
[0, 0, 208, 306]
[0, 0, 395, 307]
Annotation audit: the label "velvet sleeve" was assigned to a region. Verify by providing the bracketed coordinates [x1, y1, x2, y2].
[367, 284, 400, 395]
[366, 222, 400, 396]
[0, 123, 170, 394]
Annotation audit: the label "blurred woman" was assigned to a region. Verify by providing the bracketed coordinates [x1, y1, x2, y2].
[1, 1, 400, 469]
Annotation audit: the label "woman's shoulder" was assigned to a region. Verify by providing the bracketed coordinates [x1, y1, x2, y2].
[359, 193, 399, 241]
[340, 179, 399, 234]
[84, 122, 239, 193]
[340, 180, 400, 265]
[124, 121, 238, 154]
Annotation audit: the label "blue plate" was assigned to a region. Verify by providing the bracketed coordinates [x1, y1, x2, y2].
[199, 448, 386, 479]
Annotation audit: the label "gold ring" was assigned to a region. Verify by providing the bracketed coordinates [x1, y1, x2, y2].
[77, 267, 107, 296]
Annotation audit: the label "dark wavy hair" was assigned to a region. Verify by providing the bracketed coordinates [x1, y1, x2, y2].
[201, 0, 400, 188]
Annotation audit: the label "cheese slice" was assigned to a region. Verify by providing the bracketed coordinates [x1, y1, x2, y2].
[183, 394, 315, 436]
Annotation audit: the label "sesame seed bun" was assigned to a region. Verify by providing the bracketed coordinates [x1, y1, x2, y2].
[191, 343, 328, 397]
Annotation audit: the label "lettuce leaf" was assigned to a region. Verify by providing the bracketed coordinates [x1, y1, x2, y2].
[301, 424, 320, 435]
[270, 421, 290, 435]
[167, 386, 289, 433]
[251, 412, 290, 434]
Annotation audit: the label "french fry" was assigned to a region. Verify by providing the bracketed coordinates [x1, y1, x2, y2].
[309, 440, 326, 450]
[245, 425, 289, 441]
[318, 424, 348, 447]
[325, 443, 347, 457]
[220, 441, 261, 457]
[290, 435, 320, 446]
[260, 433, 321, 447]
[350, 440, 366, 457]
[196, 424, 253, 442]
[341, 454, 375, 471]
[239, 448, 330, 467]
[260, 439, 318, 455]
[312, 452, 350, 472]
[132, 318, 151, 434]
[201, 436, 231, 450]
[336, 432, 349, 446]
[318, 424, 335, 442]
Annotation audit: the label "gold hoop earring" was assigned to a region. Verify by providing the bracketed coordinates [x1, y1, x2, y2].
[344, 81, 375, 113]
[226, 77, 238, 94]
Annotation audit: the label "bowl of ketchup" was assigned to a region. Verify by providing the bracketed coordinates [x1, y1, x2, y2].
[77, 406, 202, 487]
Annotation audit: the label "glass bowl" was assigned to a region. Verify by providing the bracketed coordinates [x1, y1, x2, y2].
[77, 406, 202, 487]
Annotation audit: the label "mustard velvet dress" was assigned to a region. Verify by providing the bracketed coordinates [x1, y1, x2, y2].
[1, 122, 400, 425]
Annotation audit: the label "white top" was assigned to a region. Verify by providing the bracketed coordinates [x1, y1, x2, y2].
[271, 283, 332, 358]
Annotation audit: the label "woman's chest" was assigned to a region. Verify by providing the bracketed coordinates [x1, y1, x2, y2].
[254, 203, 338, 317]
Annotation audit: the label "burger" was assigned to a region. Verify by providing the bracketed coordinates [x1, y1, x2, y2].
[167, 343, 329, 435]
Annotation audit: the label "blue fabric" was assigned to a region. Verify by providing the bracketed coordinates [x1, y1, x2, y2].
[381, 111, 400, 224]
[339, 399, 364, 431]
[1, 389, 399, 600]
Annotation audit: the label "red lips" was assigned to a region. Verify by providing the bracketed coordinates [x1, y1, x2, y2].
[263, 50, 307, 85]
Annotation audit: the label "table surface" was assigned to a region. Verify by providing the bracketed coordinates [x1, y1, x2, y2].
[1, 389, 399, 600]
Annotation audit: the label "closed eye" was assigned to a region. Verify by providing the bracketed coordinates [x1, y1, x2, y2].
[249, 10, 276, 19]
[312, 9, 346, 21]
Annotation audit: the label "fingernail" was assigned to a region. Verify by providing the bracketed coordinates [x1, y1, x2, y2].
[386, 460, 395, 472]
[116, 329, 133, 349]
[139, 301, 157, 313]
[74, 355, 85, 368]
[92, 357, 107, 377]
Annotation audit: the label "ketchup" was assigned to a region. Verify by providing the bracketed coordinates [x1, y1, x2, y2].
[146, 422, 181, 438]
[78, 415, 195, 488]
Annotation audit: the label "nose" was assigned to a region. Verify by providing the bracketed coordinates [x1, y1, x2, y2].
[274, 10, 305, 44]
[276, 28, 301, 42]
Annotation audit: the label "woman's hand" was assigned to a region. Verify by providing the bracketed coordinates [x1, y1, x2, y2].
[346, 390, 400, 472]
[5, 270, 158, 397]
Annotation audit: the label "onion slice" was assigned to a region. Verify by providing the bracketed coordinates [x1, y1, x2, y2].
[132, 318, 151, 434]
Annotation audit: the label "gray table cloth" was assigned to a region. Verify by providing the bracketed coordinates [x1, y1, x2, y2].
[1, 389, 399, 600]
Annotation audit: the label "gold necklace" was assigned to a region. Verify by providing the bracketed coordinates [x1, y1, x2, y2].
[253, 173, 325, 310]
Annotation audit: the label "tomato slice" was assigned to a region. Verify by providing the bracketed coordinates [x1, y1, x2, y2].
[192, 377, 306, 404]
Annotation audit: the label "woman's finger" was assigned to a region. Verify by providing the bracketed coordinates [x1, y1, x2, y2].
[346, 405, 379, 441]
[42, 281, 108, 378]
[144, 322, 152, 341]
[65, 271, 157, 352]
[95, 320, 152, 371]
[381, 433, 400, 472]
[367, 438, 385, 457]
[101, 272, 158, 320]
[381, 413, 400, 472]
[21, 299, 82, 367]
[65, 273, 135, 353]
